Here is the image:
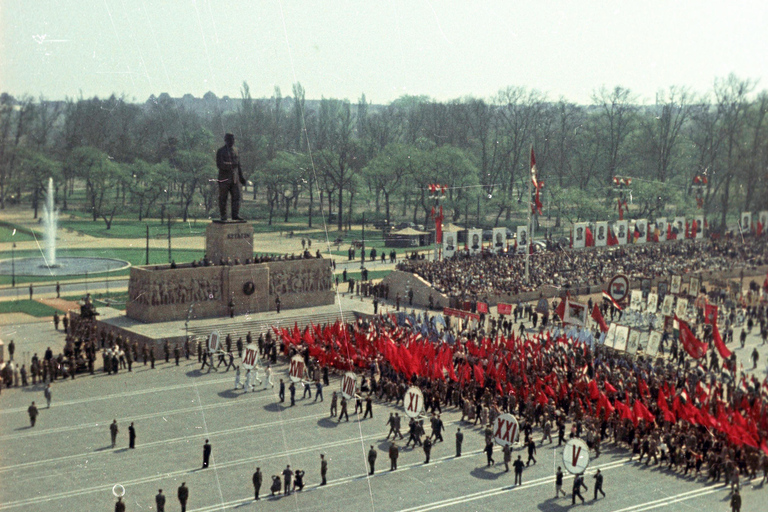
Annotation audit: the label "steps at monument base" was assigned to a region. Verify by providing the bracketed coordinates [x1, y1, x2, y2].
[184, 310, 360, 342]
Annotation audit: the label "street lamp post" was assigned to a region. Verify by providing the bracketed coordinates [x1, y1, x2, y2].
[11, 243, 16, 288]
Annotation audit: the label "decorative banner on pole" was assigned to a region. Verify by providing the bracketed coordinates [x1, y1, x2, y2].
[634, 219, 648, 244]
[573, 222, 588, 249]
[594, 221, 608, 247]
[675, 297, 689, 321]
[563, 438, 591, 474]
[646, 292, 658, 314]
[443, 231, 457, 258]
[241, 343, 259, 370]
[497, 303, 512, 315]
[694, 215, 704, 239]
[630, 290, 643, 311]
[615, 220, 628, 245]
[646, 331, 662, 357]
[208, 330, 221, 353]
[656, 217, 667, 242]
[563, 300, 587, 326]
[759, 211, 768, 234]
[516, 225, 529, 254]
[607, 274, 630, 304]
[741, 212, 752, 232]
[289, 354, 306, 383]
[604, 323, 618, 349]
[403, 386, 425, 418]
[341, 371, 358, 400]
[613, 325, 630, 351]
[688, 277, 700, 297]
[468, 229, 483, 255]
[626, 329, 640, 354]
[670, 275, 682, 295]
[493, 413, 520, 447]
[673, 217, 686, 239]
[492, 227, 507, 253]
[661, 294, 674, 317]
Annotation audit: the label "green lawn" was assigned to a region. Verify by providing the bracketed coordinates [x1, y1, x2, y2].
[59, 219, 208, 239]
[0, 222, 38, 243]
[0, 299, 59, 317]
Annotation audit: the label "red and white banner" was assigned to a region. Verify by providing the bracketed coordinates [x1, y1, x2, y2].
[443, 307, 480, 321]
[241, 343, 259, 370]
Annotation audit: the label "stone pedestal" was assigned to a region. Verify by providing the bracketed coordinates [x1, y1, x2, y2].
[206, 222, 253, 265]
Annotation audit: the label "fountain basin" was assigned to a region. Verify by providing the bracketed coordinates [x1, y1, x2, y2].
[0, 257, 130, 276]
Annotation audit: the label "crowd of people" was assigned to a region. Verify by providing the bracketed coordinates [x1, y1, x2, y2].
[274, 291, 768, 498]
[396, 235, 768, 300]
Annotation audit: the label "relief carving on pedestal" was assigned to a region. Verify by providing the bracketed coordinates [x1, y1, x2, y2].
[129, 275, 222, 306]
[268, 267, 332, 296]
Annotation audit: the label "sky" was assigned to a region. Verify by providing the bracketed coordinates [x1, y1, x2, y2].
[1, 0, 766, 105]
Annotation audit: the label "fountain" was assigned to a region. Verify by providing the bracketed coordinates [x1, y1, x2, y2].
[43, 177, 58, 267]
[0, 178, 130, 277]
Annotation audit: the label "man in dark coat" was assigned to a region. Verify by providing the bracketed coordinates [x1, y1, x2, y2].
[155, 489, 166, 512]
[252, 467, 262, 500]
[389, 443, 399, 470]
[282, 465, 293, 495]
[110, 420, 119, 448]
[320, 454, 328, 485]
[128, 422, 136, 448]
[202, 439, 212, 468]
[572, 474, 588, 504]
[513, 455, 525, 485]
[114, 497, 125, 512]
[456, 427, 463, 456]
[177, 482, 189, 512]
[28, 402, 38, 427]
[368, 445, 377, 475]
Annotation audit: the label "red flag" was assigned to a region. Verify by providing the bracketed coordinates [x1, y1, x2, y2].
[473, 364, 485, 387]
[603, 380, 617, 394]
[555, 299, 566, 321]
[435, 206, 444, 244]
[591, 304, 608, 333]
[589, 379, 599, 400]
[704, 304, 718, 325]
[633, 400, 656, 425]
[618, 198, 624, 220]
[677, 319, 707, 359]
[607, 228, 618, 246]
[585, 227, 594, 247]
[713, 323, 732, 359]
[757, 221, 764, 236]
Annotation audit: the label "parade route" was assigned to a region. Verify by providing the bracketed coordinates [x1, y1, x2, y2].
[2, 345, 767, 512]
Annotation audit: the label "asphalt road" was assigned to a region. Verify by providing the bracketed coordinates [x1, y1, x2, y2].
[2, 350, 767, 512]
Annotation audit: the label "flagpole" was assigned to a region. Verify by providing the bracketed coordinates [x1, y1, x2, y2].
[525, 144, 533, 284]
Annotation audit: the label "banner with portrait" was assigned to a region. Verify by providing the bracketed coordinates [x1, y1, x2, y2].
[563, 299, 587, 327]
[688, 276, 700, 297]
[468, 228, 483, 255]
[516, 225, 529, 254]
[694, 215, 704, 239]
[613, 325, 630, 352]
[661, 294, 674, 317]
[741, 212, 752, 232]
[604, 323, 618, 348]
[626, 329, 640, 354]
[595, 221, 608, 247]
[615, 220, 628, 245]
[670, 275, 682, 295]
[573, 222, 588, 249]
[443, 231, 458, 258]
[655, 217, 667, 242]
[759, 211, 768, 232]
[630, 290, 644, 311]
[492, 227, 507, 253]
[646, 292, 658, 314]
[673, 217, 686, 240]
[675, 297, 689, 321]
[646, 331, 662, 357]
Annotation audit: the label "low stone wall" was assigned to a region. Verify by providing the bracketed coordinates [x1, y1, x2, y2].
[380, 270, 450, 310]
[126, 257, 334, 323]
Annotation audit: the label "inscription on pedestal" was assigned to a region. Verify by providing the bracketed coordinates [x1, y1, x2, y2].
[206, 222, 253, 264]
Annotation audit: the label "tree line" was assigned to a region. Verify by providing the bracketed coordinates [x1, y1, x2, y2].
[0, 74, 766, 233]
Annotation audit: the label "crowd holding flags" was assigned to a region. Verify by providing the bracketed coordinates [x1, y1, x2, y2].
[274, 307, 768, 457]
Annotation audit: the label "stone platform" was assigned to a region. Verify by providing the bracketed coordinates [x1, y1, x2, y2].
[126, 222, 334, 323]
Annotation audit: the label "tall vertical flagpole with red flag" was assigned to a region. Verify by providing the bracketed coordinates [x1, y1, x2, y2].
[526, 145, 535, 283]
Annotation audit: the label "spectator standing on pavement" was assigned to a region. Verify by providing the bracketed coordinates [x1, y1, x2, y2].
[202, 439, 212, 468]
[28, 402, 38, 427]
[44, 384, 52, 408]
[456, 428, 463, 456]
[320, 454, 328, 485]
[155, 489, 165, 512]
[177, 482, 189, 512]
[253, 467, 262, 500]
[282, 465, 293, 495]
[368, 445, 377, 475]
[128, 422, 136, 448]
[110, 420, 119, 448]
[513, 455, 525, 484]
[731, 488, 741, 512]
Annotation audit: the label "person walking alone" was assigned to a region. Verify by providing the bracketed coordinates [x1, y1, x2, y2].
[177, 482, 189, 512]
[593, 469, 605, 500]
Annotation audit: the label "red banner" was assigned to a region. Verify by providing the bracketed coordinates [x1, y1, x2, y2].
[477, 302, 488, 314]
[443, 307, 480, 321]
[497, 303, 512, 315]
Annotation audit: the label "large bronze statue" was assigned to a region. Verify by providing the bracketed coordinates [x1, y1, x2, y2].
[215, 133, 246, 221]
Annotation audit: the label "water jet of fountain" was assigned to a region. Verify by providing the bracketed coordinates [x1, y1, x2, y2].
[43, 177, 58, 267]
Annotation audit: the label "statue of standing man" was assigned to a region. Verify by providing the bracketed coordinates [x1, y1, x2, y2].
[216, 133, 247, 221]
